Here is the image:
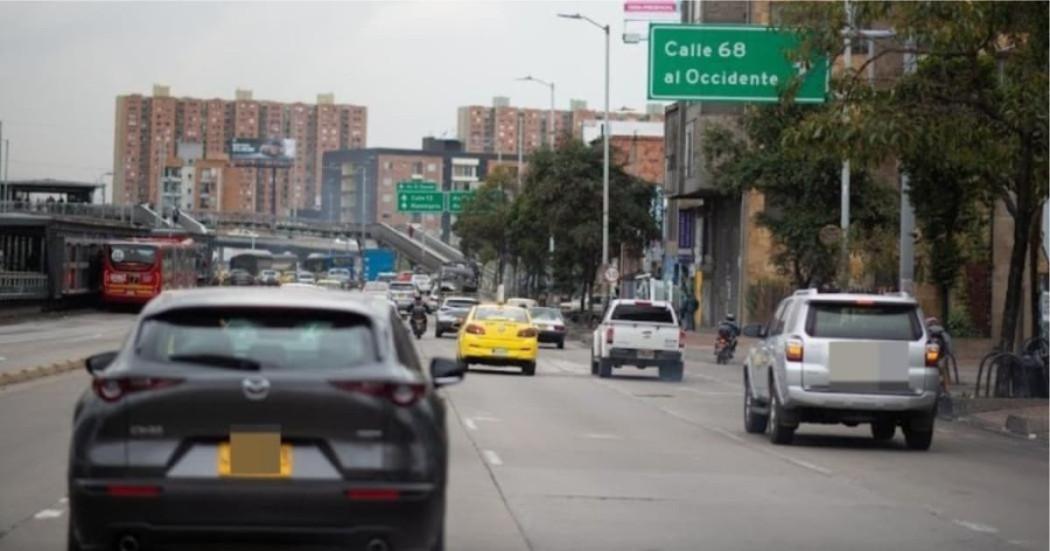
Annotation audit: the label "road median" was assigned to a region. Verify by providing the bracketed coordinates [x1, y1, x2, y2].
[0, 358, 84, 388]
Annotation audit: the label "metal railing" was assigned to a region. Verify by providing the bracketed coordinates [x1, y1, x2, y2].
[0, 271, 48, 300]
[0, 201, 136, 224]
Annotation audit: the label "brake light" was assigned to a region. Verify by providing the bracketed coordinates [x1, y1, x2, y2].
[345, 488, 400, 501]
[606, 326, 614, 344]
[91, 377, 183, 402]
[465, 324, 485, 335]
[785, 339, 804, 362]
[106, 485, 161, 498]
[553, 324, 565, 332]
[925, 342, 940, 367]
[329, 381, 427, 406]
[679, 329, 686, 348]
[518, 327, 538, 338]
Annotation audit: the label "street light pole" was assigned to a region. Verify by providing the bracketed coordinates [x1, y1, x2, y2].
[558, 12, 611, 290]
[838, 0, 854, 290]
[517, 75, 556, 149]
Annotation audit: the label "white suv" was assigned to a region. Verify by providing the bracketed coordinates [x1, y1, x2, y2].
[741, 290, 941, 450]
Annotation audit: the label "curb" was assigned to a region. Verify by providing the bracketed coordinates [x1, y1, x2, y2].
[0, 358, 85, 388]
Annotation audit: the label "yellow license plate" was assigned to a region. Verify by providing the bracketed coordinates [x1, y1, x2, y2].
[218, 433, 292, 478]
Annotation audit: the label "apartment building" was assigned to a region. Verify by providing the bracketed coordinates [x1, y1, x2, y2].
[112, 85, 367, 216]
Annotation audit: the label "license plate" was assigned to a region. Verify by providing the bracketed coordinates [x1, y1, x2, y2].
[493, 348, 508, 356]
[218, 432, 292, 478]
[637, 350, 655, 359]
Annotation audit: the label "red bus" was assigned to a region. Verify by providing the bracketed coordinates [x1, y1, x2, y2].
[102, 238, 199, 304]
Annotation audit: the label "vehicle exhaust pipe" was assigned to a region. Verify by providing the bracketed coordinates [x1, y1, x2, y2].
[365, 537, 390, 551]
[116, 534, 139, 551]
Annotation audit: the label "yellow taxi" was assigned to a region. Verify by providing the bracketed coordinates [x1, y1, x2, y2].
[456, 303, 539, 376]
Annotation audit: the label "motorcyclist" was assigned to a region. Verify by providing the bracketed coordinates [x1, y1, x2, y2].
[410, 295, 428, 331]
[718, 314, 741, 340]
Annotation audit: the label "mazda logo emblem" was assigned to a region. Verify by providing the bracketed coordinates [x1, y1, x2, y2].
[242, 377, 270, 401]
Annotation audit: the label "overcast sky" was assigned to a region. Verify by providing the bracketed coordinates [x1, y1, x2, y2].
[0, 1, 661, 184]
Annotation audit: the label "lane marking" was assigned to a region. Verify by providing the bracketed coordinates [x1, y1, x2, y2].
[952, 520, 999, 534]
[582, 433, 622, 440]
[482, 449, 503, 466]
[472, 415, 501, 423]
[463, 418, 478, 431]
[33, 509, 62, 520]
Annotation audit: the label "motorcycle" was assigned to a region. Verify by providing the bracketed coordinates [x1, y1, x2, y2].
[410, 315, 427, 340]
[714, 325, 737, 365]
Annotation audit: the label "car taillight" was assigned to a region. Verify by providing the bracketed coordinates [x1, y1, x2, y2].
[606, 327, 614, 344]
[106, 485, 161, 498]
[518, 327, 538, 338]
[925, 342, 940, 367]
[345, 488, 400, 501]
[91, 377, 183, 402]
[465, 324, 485, 335]
[553, 324, 565, 332]
[329, 381, 427, 406]
[785, 339, 804, 362]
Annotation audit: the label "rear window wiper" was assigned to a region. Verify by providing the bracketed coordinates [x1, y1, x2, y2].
[167, 354, 261, 371]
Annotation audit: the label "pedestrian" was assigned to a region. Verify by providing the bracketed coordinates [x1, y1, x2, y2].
[683, 293, 698, 331]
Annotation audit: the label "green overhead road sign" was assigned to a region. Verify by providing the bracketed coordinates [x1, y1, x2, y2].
[447, 191, 476, 214]
[396, 180, 438, 192]
[648, 24, 827, 103]
[397, 191, 444, 213]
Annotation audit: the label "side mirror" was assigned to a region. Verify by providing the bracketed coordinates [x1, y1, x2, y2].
[85, 351, 119, 375]
[430, 357, 465, 388]
[741, 323, 766, 339]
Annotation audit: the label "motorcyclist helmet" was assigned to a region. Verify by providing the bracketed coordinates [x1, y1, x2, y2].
[725, 313, 736, 322]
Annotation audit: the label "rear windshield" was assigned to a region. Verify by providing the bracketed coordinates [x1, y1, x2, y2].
[530, 307, 562, 321]
[475, 307, 528, 322]
[805, 302, 921, 341]
[137, 308, 379, 370]
[611, 303, 675, 324]
[109, 245, 157, 267]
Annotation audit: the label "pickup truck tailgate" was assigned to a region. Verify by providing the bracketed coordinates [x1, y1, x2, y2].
[608, 322, 680, 351]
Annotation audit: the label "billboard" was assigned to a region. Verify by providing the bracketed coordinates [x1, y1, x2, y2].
[229, 138, 296, 167]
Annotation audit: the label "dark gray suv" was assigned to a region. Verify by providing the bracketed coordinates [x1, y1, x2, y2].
[68, 287, 464, 551]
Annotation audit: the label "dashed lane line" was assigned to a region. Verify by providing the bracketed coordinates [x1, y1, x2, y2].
[483, 449, 503, 466]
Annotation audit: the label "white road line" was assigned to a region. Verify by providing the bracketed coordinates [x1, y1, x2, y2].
[33, 509, 63, 520]
[463, 418, 478, 431]
[472, 415, 501, 423]
[582, 433, 622, 440]
[952, 520, 999, 534]
[482, 449, 503, 466]
[785, 458, 833, 476]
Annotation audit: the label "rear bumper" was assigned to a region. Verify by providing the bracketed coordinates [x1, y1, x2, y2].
[69, 478, 442, 550]
[459, 336, 537, 365]
[537, 330, 565, 343]
[784, 385, 938, 412]
[606, 348, 682, 369]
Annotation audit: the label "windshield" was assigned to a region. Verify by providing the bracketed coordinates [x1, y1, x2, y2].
[474, 307, 528, 323]
[530, 307, 562, 321]
[137, 307, 378, 369]
[108, 244, 157, 267]
[805, 302, 922, 341]
[389, 283, 415, 291]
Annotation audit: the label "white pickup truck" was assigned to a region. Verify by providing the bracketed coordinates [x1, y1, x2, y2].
[591, 299, 685, 381]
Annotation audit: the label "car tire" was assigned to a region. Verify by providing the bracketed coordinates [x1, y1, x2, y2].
[66, 519, 82, 551]
[659, 363, 684, 382]
[903, 410, 935, 451]
[430, 526, 444, 551]
[767, 386, 795, 445]
[590, 350, 599, 375]
[744, 377, 768, 434]
[435, 328, 443, 339]
[522, 362, 536, 376]
[598, 358, 612, 378]
[871, 420, 896, 441]
[557, 339, 565, 350]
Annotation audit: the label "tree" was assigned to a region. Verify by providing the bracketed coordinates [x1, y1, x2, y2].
[780, 1, 1048, 349]
[703, 103, 895, 289]
[452, 169, 514, 285]
[521, 140, 659, 305]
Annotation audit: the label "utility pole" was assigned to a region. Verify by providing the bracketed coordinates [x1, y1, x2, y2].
[899, 38, 917, 294]
[516, 110, 524, 191]
[838, 0, 855, 290]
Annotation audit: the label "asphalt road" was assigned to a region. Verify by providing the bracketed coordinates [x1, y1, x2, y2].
[0, 312, 1046, 550]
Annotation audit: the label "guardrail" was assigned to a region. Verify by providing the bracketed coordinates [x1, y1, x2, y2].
[0, 271, 48, 300]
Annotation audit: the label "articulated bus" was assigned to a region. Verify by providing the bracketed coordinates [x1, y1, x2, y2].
[102, 238, 199, 305]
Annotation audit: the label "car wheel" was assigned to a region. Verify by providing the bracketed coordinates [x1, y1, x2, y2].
[903, 409, 935, 450]
[871, 420, 895, 441]
[66, 519, 82, 551]
[435, 329, 442, 338]
[598, 358, 612, 378]
[767, 386, 795, 445]
[430, 526, 444, 551]
[557, 339, 565, 350]
[659, 363, 683, 382]
[522, 362, 536, 376]
[744, 377, 768, 434]
[590, 350, 599, 375]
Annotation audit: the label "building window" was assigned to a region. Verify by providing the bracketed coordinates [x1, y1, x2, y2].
[426, 163, 437, 173]
[452, 164, 477, 180]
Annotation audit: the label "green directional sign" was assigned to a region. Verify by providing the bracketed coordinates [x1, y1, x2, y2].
[648, 24, 827, 103]
[447, 191, 476, 214]
[396, 180, 438, 192]
[397, 191, 444, 213]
